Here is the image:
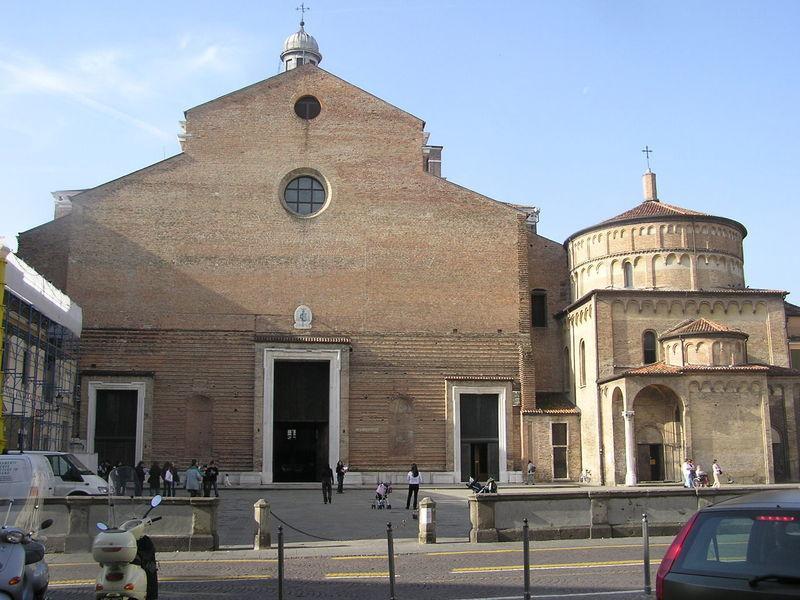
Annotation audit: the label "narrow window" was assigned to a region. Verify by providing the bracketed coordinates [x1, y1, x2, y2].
[552, 423, 568, 479]
[531, 290, 547, 327]
[579, 340, 586, 387]
[623, 261, 634, 288]
[643, 331, 657, 364]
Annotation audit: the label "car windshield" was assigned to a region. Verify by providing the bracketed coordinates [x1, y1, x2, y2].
[674, 509, 800, 579]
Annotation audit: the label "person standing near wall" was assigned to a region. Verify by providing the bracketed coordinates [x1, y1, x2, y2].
[322, 465, 334, 504]
[406, 463, 422, 510]
[148, 461, 161, 496]
[162, 462, 174, 497]
[712, 459, 723, 487]
[526, 460, 536, 485]
[207, 460, 220, 497]
[335, 460, 346, 494]
[185, 460, 203, 497]
[134, 461, 145, 497]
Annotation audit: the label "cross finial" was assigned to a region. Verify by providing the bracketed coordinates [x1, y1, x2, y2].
[296, 3, 310, 27]
[642, 145, 653, 171]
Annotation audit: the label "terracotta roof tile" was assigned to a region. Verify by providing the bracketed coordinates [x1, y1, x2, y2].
[525, 392, 580, 415]
[601, 200, 707, 225]
[661, 318, 746, 338]
[785, 301, 800, 317]
[620, 362, 800, 377]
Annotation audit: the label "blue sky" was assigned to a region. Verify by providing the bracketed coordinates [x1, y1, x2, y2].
[1, 1, 798, 301]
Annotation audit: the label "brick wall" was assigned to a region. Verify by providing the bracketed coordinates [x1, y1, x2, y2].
[16, 216, 71, 291]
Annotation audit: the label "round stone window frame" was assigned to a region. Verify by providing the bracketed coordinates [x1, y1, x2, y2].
[293, 95, 322, 120]
[278, 168, 332, 219]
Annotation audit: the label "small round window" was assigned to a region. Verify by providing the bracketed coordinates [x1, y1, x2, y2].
[284, 176, 326, 216]
[294, 95, 321, 120]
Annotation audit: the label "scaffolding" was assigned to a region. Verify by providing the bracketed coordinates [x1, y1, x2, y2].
[2, 290, 80, 452]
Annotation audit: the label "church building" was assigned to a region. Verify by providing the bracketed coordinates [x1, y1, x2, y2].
[16, 22, 800, 485]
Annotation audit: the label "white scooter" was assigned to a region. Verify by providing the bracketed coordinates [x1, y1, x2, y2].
[93, 469, 162, 600]
[0, 497, 53, 600]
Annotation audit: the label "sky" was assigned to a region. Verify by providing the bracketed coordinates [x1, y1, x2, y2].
[1, 1, 798, 301]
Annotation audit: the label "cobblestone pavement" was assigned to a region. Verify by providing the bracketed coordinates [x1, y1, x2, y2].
[216, 486, 474, 546]
[48, 535, 667, 599]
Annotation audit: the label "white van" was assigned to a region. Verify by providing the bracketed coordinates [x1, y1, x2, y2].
[0, 451, 109, 498]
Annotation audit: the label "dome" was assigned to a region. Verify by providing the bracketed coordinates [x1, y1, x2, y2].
[280, 23, 322, 71]
[283, 27, 320, 55]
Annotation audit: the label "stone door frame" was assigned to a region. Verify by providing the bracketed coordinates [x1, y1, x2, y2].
[260, 348, 342, 484]
[86, 380, 148, 465]
[451, 384, 510, 483]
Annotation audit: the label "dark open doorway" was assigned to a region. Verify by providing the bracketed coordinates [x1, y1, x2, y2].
[637, 443, 665, 482]
[459, 394, 499, 482]
[273, 360, 329, 482]
[94, 389, 138, 466]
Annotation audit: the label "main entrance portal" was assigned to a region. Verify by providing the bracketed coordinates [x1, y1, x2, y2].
[273, 360, 329, 482]
[459, 393, 500, 482]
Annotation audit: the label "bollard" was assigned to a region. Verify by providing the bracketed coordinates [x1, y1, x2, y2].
[278, 525, 284, 600]
[642, 513, 651, 595]
[418, 497, 436, 544]
[387, 522, 396, 600]
[254, 499, 271, 549]
[523, 517, 532, 600]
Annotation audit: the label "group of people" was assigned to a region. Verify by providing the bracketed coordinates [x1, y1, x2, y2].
[100, 459, 228, 497]
[321, 461, 423, 510]
[682, 458, 726, 488]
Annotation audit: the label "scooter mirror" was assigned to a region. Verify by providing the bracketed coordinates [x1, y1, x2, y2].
[96, 522, 109, 531]
[40, 519, 53, 530]
[151, 495, 163, 508]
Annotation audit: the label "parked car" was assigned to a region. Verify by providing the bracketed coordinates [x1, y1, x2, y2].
[0, 451, 109, 498]
[657, 489, 800, 598]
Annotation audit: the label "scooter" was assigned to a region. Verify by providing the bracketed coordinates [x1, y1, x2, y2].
[93, 468, 162, 600]
[0, 498, 53, 600]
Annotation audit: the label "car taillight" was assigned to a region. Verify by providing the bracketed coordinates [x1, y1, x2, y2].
[656, 511, 700, 600]
[106, 572, 124, 581]
[756, 515, 796, 522]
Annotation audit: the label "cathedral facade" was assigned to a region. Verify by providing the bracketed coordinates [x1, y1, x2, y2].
[16, 25, 800, 485]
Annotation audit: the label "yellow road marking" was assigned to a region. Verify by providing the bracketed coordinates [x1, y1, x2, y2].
[326, 571, 390, 579]
[51, 558, 277, 567]
[50, 574, 273, 587]
[330, 543, 668, 560]
[453, 559, 642, 573]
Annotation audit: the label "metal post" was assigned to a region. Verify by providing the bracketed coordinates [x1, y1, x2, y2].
[278, 525, 284, 600]
[387, 522, 396, 600]
[523, 517, 531, 600]
[642, 513, 651, 595]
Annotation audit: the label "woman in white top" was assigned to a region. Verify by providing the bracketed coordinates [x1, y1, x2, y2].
[406, 463, 422, 510]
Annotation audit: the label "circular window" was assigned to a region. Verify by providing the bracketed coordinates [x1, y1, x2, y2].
[284, 176, 326, 216]
[294, 95, 321, 120]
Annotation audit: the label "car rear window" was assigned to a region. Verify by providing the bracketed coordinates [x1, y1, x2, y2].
[674, 509, 800, 578]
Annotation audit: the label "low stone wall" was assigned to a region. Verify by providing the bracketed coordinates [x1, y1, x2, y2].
[468, 486, 767, 542]
[40, 496, 219, 553]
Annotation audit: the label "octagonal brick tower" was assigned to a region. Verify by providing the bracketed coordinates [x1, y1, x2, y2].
[565, 171, 747, 301]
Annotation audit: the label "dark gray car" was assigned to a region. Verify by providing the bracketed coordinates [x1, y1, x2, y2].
[657, 489, 800, 598]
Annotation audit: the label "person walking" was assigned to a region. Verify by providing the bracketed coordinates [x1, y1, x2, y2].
[206, 460, 220, 497]
[681, 458, 692, 488]
[712, 459, 723, 487]
[148, 461, 161, 496]
[162, 462, 174, 497]
[134, 461, 145, 497]
[171, 463, 180, 495]
[185, 460, 203, 497]
[335, 460, 346, 494]
[201, 464, 212, 497]
[526, 460, 536, 485]
[406, 463, 422, 510]
[321, 465, 334, 504]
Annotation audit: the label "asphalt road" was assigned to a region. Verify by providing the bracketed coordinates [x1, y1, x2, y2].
[48, 536, 666, 599]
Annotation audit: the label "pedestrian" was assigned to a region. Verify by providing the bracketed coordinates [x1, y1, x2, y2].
[335, 460, 346, 494]
[321, 465, 334, 504]
[526, 460, 536, 485]
[134, 461, 146, 497]
[201, 464, 212, 497]
[171, 463, 180, 495]
[712, 459, 723, 488]
[162, 462, 174, 497]
[207, 460, 220, 497]
[681, 458, 692, 488]
[406, 463, 422, 510]
[223, 473, 232, 487]
[185, 459, 203, 497]
[148, 461, 161, 496]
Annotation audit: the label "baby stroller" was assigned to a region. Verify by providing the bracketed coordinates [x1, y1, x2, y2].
[372, 481, 393, 509]
[466, 476, 498, 494]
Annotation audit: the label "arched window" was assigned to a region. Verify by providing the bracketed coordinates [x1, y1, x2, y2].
[643, 330, 657, 364]
[623, 261, 634, 288]
[579, 340, 586, 387]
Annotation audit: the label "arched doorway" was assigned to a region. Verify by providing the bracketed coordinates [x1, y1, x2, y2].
[632, 385, 683, 482]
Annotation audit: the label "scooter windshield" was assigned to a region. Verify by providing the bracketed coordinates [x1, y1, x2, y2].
[1, 494, 42, 534]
